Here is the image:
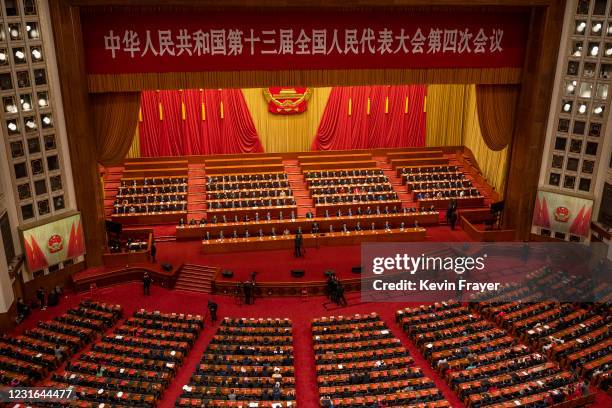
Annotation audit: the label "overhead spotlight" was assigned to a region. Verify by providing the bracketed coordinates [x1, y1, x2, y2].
[578, 104, 587, 114]
[593, 23, 602, 33]
[14, 50, 25, 60]
[577, 22, 586, 33]
[31, 49, 41, 60]
[563, 103, 571, 112]
[38, 98, 47, 107]
[7, 122, 17, 131]
[42, 116, 51, 125]
[26, 120, 36, 129]
[594, 106, 603, 114]
[590, 46, 599, 56]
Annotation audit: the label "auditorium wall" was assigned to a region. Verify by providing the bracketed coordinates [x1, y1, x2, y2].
[426, 84, 509, 196]
[242, 87, 332, 153]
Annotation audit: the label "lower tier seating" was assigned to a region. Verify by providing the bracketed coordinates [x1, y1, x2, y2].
[314, 312, 449, 408]
[44, 308, 202, 407]
[176, 317, 296, 407]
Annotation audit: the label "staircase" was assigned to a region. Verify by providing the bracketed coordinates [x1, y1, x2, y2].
[283, 159, 314, 217]
[187, 164, 207, 221]
[174, 264, 220, 294]
[102, 165, 125, 217]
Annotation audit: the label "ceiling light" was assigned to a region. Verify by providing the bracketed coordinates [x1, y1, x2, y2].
[38, 98, 47, 107]
[594, 106, 603, 114]
[7, 122, 17, 131]
[593, 23, 602, 33]
[0, 52, 6, 62]
[42, 116, 51, 125]
[26, 120, 36, 129]
[14, 50, 24, 60]
[31, 49, 41, 60]
[591, 46, 599, 56]
[6, 104, 16, 113]
[22, 102, 30, 110]
[10, 29, 19, 39]
[578, 104, 587, 114]
[577, 22, 586, 32]
[563, 103, 571, 112]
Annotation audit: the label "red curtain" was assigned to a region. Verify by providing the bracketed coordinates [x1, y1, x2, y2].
[139, 89, 263, 156]
[312, 85, 427, 151]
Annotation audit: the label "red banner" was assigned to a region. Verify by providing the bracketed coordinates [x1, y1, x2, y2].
[81, 10, 528, 74]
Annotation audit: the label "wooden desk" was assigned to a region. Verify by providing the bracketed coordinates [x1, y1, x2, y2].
[205, 163, 285, 175]
[177, 212, 439, 239]
[298, 153, 372, 163]
[103, 228, 152, 267]
[122, 167, 188, 178]
[314, 200, 403, 216]
[300, 161, 377, 171]
[124, 160, 188, 170]
[417, 196, 485, 209]
[206, 205, 297, 221]
[111, 211, 187, 225]
[387, 150, 444, 160]
[204, 156, 283, 166]
[201, 228, 427, 253]
[391, 157, 449, 170]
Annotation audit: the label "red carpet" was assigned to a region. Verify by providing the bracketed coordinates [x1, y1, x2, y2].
[13, 283, 612, 408]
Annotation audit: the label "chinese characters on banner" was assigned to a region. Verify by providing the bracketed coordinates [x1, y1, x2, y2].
[81, 11, 528, 74]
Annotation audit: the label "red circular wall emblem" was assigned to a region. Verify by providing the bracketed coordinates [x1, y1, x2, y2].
[553, 206, 570, 223]
[47, 234, 63, 253]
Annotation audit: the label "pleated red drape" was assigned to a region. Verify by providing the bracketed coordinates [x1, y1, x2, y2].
[139, 89, 263, 157]
[312, 85, 427, 151]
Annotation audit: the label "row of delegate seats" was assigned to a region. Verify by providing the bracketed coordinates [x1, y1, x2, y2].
[208, 188, 292, 200]
[207, 172, 288, 183]
[403, 171, 465, 183]
[314, 312, 449, 408]
[308, 175, 389, 187]
[208, 197, 296, 210]
[0, 300, 122, 386]
[45, 309, 203, 407]
[399, 165, 460, 176]
[176, 317, 296, 407]
[304, 169, 383, 180]
[397, 301, 588, 408]
[407, 180, 472, 192]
